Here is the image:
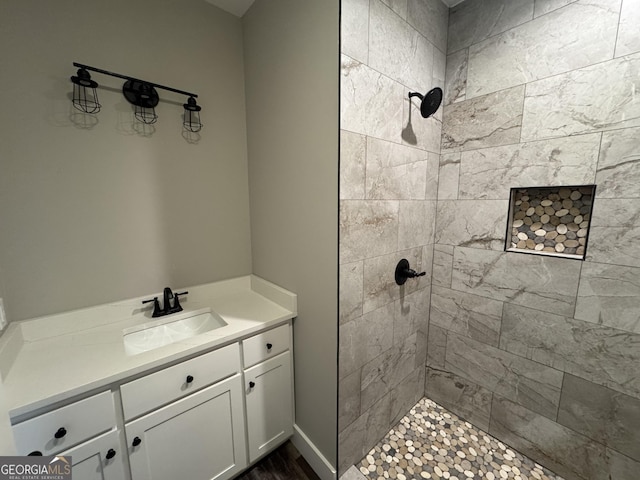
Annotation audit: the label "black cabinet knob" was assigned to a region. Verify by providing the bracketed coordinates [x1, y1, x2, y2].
[132, 436, 142, 447]
[249, 381, 255, 388]
[266, 343, 273, 350]
[186, 375, 194, 384]
[28, 451, 43, 456]
[54, 427, 67, 439]
[105, 449, 116, 460]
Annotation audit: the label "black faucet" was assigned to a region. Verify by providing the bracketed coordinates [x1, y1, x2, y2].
[142, 287, 189, 317]
[162, 287, 174, 314]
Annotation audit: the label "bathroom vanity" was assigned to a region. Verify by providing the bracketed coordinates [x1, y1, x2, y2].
[0, 275, 296, 480]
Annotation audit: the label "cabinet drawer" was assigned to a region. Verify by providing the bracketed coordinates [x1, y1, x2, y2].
[12, 391, 115, 456]
[121, 343, 240, 420]
[242, 324, 290, 368]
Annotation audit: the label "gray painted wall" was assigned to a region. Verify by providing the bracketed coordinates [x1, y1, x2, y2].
[338, 0, 448, 475]
[243, 0, 339, 468]
[430, 0, 640, 479]
[0, 0, 252, 321]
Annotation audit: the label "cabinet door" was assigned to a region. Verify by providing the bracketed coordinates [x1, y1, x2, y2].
[126, 374, 247, 480]
[60, 430, 127, 480]
[245, 351, 293, 463]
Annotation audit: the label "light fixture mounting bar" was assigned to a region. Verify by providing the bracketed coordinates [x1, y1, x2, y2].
[73, 62, 198, 98]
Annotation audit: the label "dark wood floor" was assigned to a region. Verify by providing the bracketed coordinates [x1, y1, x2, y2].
[234, 441, 321, 480]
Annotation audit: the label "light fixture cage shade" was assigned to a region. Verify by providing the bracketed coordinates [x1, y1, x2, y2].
[134, 104, 158, 124]
[71, 69, 101, 114]
[183, 97, 203, 132]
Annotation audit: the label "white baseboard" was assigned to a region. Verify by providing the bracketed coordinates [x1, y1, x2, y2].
[292, 424, 336, 480]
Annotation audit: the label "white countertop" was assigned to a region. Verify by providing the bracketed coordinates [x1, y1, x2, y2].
[0, 275, 297, 420]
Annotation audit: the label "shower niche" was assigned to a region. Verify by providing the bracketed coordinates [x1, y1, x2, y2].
[505, 185, 596, 260]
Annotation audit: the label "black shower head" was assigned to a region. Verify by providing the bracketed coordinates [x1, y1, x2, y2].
[408, 87, 443, 118]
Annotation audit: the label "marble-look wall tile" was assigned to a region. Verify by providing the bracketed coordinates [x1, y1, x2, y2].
[437, 153, 460, 200]
[451, 247, 581, 316]
[362, 394, 393, 463]
[489, 395, 610, 480]
[442, 85, 524, 153]
[448, 0, 534, 54]
[393, 287, 431, 344]
[430, 286, 502, 347]
[361, 334, 417, 412]
[435, 199, 508, 250]
[587, 198, 640, 268]
[342, 0, 370, 64]
[558, 373, 640, 461]
[340, 130, 367, 200]
[595, 127, 640, 198]
[390, 366, 425, 425]
[415, 320, 428, 367]
[425, 153, 440, 200]
[426, 367, 492, 431]
[575, 262, 640, 334]
[341, 55, 405, 143]
[521, 52, 640, 141]
[381, 0, 408, 19]
[500, 303, 640, 400]
[432, 244, 453, 287]
[339, 369, 362, 431]
[399, 201, 436, 250]
[370, 0, 434, 92]
[403, 91, 443, 153]
[445, 333, 563, 419]
[466, 0, 620, 98]
[426, 324, 447, 368]
[407, 0, 449, 53]
[338, 411, 367, 476]
[433, 47, 446, 86]
[444, 49, 468, 105]
[340, 466, 369, 480]
[340, 200, 399, 264]
[616, 0, 640, 57]
[339, 302, 395, 379]
[340, 261, 364, 325]
[338, 393, 392, 476]
[365, 137, 430, 200]
[608, 448, 640, 480]
[363, 247, 426, 313]
[534, 0, 577, 17]
[458, 133, 600, 199]
[421, 244, 435, 288]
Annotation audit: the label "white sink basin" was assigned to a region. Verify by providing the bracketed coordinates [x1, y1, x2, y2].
[123, 308, 227, 355]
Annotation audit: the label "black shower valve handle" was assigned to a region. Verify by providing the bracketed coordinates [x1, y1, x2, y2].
[395, 258, 426, 285]
[405, 269, 426, 278]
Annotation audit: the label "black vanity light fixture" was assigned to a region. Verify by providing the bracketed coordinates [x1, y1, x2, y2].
[70, 62, 203, 132]
[70, 67, 101, 114]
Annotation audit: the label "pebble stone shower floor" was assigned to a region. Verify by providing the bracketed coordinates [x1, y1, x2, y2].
[356, 398, 564, 480]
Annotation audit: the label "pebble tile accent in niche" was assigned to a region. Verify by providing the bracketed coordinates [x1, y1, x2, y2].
[358, 398, 564, 480]
[505, 186, 595, 259]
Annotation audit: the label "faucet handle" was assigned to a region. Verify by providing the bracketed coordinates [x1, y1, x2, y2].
[172, 291, 189, 312]
[142, 297, 162, 317]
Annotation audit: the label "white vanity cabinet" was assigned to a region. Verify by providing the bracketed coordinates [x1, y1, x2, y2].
[8, 319, 295, 480]
[11, 390, 127, 479]
[242, 324, 294, 463]
[59, 429, 127, 480]
[12, 390, 116, 456]
[123, 343, 247, 480]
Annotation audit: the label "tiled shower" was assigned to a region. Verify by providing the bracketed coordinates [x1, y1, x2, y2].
[338, 0, 640, 479]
